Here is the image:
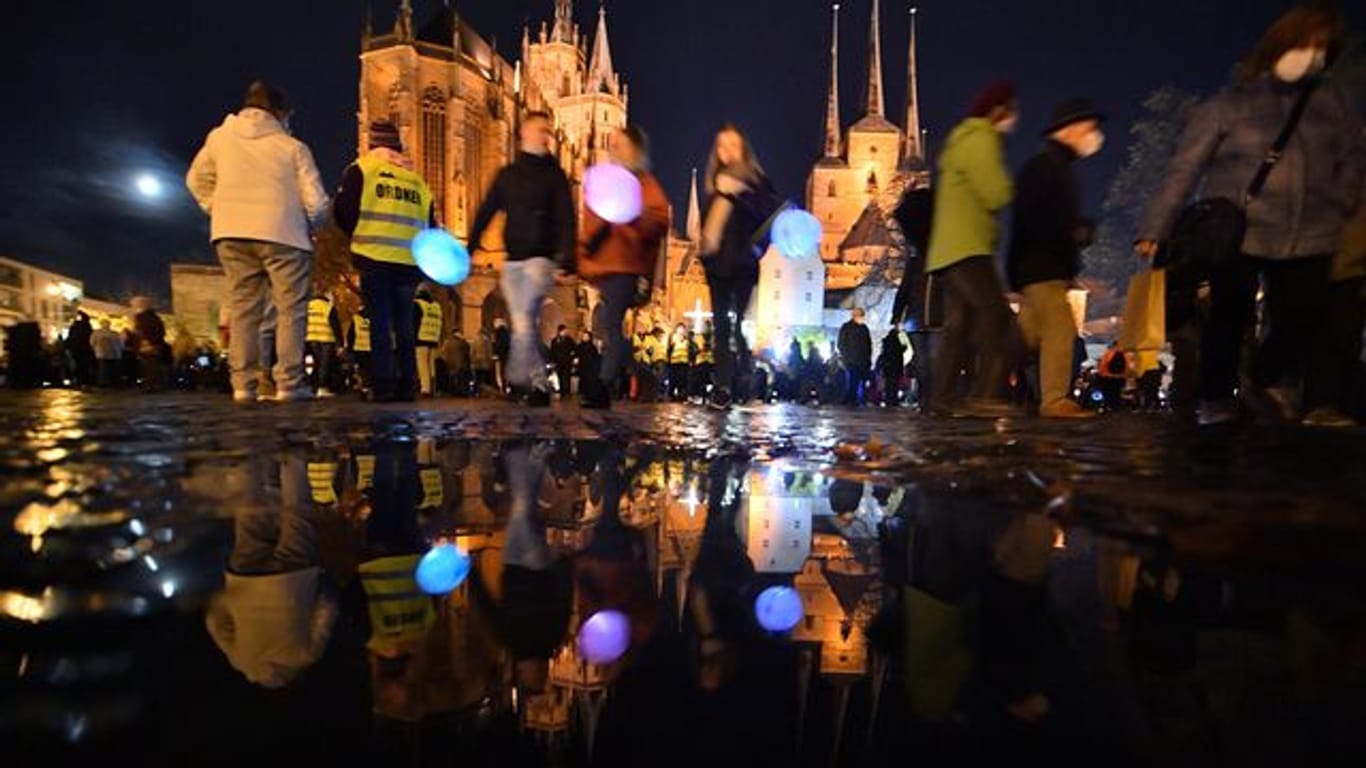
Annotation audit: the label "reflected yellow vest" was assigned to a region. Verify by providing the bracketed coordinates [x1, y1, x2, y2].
[416, 299, 442, 344]
[694, 334, 713, 364]
[307, 461, 338, 505]
[359, 555, 436, 655]
[351, 154, 432, 266]
[307, 298, 336, 343]
[352, 316, 372, 353]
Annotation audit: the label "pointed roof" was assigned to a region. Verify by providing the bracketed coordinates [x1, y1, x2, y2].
[863, 0, 884, 118]
[414, 7, 497, 64]
[900, 7, 924, 167]
[822, 4, 842, 159]
[586, 5, 617, 94]
[839, 202, 894, 252]
[685, 168, 701, 242]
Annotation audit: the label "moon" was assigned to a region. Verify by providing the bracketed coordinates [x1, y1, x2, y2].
[135, 173, 163, 199]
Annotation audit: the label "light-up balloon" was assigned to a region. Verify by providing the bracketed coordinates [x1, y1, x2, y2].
[771, 208, 823, 259]
[412, 229, 471, 287]
[578, 609, 630, 664]
[414, 543, 471, 595]
[583, 164, 643, 224]
[754, 586, 803, 633]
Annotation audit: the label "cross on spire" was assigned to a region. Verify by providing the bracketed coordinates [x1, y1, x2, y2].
[823, 4, 842, 158]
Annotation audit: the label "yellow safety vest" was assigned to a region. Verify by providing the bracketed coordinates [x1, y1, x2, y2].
[649, 336, 668, 365]
[669, 336, 692, 364]
[350, 154, 432, 266]
[307, 462, 338, 505]
[416, 299, 442, 344]
[307, 298, 336, 343]
[355, 454, 375, 491]
[633, 335, 649, 364]
[694, 334, 714, 364]
[359, 555, 436, 655]
[352, 316, 372, 353]
[419, 467, 444, 509]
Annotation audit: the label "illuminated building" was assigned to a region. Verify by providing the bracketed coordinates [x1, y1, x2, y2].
[0, 255, 84, 343]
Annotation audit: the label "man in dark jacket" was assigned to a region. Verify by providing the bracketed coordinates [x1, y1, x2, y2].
[467, 112, 576, 407]
[878, 328, 907, 406]
[548, 324, 576, 398]
[1008, 98, 1105, 419]
[837, 308, 874, 406]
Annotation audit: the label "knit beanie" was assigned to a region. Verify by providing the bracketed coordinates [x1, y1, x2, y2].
[369, 120, 403, 151]
[966, 80, 1018, 118]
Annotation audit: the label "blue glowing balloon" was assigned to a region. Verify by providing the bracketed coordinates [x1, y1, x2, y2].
[754, 586, 803, 633]
[1090, 390, 1105, 403]
[414, 543, 471, 595]
[771, 208, 823, 259]
[412, 228, 471, 287]
[578, 609, 630, 664]
[584, 164, 644, 224]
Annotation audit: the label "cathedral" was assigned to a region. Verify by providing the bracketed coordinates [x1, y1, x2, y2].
[359, 0, 627, 336]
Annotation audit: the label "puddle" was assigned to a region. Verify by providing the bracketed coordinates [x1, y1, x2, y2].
[2, 434, 1365, 766]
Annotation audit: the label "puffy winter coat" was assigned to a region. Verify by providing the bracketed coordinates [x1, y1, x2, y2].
[186, 108, 330, 252]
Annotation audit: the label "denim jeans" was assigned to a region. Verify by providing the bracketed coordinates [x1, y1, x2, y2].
[500, 257, 556, 390]
[216, 239, 312, 395]
[594, 274, 638, 386]
[706, 274, 756, 395]
[358, 258, 421, 395]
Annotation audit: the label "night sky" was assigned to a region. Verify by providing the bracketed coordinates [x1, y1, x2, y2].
[1, 0, 1358, 301]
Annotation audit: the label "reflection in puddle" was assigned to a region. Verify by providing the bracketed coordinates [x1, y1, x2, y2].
[2, 437, 1364, 765]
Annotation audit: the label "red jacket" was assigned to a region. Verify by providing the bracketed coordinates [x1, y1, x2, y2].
[577, 171, 669, 282]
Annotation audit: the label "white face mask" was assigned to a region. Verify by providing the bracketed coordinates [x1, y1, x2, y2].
[994, 114, 1019, 135]
[1274, 47, 1327, 82]
[1077, 130, 1105, 159]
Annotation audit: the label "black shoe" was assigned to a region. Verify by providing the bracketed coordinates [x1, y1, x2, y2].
[708, 389, 733, 411]
[580, 379, 612, 410]
[525, 388, 552, 408]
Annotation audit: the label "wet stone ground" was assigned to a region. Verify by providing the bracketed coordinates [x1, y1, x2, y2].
[2, 389, 1365, 767]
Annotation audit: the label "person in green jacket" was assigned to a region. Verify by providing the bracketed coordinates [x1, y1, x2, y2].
[926, 81, 1020, 417]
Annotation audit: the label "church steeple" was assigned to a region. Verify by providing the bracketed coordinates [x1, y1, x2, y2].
[823, 4, 842, 158]
[395, 0, 413, 43]
[552, 0, 575, 43]
[863, 0, 884, 117]
[586, 4, 617, 95]
[686, 168, 701, 241]
[901, 6, 923, 163]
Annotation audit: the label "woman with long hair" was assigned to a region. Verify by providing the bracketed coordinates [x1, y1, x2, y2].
[699, 124, 779, 409]
[1137, 6, 1364, 426]
[577, 125, 671, 409]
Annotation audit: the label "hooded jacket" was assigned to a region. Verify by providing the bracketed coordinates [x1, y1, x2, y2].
[926, 117, 1015, 272]
[468, 151, 577, 266]
[186, 108, 330, 252]
[1140, 75, 1365, 260]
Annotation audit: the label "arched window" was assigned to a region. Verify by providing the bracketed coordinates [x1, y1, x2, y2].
[421, 86, 447, 218]
[867, 171, 878, 193]
[827, 180, 836, 197]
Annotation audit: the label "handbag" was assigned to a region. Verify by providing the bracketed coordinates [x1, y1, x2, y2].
[1118, 267, 1167, 374]
[1159, 82, 1319, 278]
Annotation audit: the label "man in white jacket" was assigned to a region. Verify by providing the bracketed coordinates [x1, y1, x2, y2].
[186, 81, 329, 403]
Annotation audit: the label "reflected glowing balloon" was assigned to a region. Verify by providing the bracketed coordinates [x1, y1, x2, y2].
[771, 208, 823, 259]
[754, 586, 803, 633]
[578, 609, 630, 664]
[412, 229, 471, 286]
[584, 164, 643, 224]
[414, 543, 471, 595]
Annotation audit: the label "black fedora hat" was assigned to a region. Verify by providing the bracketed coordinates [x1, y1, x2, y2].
[1044, 98, 1106, 135]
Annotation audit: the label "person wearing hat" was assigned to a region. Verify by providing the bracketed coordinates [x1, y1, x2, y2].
[925, 80, 1021, 418]
[1008, 98, 1107, 419]
[186, 80, 330, 404]
[332, 119, 437, 402]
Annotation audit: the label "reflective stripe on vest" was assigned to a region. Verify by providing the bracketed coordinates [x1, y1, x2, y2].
[307, 299, 336, 343]
[418, 467, 443, 509]
[351, 154, 432, 266]
[669, 338, 690, 364]
[416, 300, 442, 344]
[694, 335, 713, 364]
[359, 555, 436, 654]
[355, 454, 375, 491]
[307, 462, 338, 505]
[352, 316, 372, 353]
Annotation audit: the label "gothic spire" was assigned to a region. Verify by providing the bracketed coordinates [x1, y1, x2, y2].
[586, 4, 617, 95]
[362, 2, 374, 43]
[686, 168, 701, 241]
[823, 4, 842, 158]
[395, 0, 413, 43]
[901, 6, 923, 163]
[864, 0, 884, 117]
[552, 0, 574, 43]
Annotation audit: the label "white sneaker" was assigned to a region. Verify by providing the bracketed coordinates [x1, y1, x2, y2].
[269, 389, 315, 403]
[315, 388, 336, 399]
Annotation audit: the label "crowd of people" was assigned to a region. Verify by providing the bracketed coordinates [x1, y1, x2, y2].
[15, 6, 1359, 428]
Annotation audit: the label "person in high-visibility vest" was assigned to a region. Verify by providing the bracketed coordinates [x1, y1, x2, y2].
[412, 288, 442, 397]
[649, 326, 669, 400]
[306, 292, 342, 397]
[347, 310, 372, 391]
[692, 326, 715, 401]
[331, 119, 435, 403]
[667, 323, 693, 402]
